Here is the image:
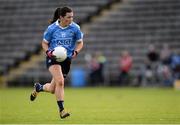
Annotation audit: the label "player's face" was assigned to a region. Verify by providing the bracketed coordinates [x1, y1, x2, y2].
[60, 12, 73, 27]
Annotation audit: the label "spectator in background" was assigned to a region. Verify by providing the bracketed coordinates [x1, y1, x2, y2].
[119, 50, 133, 86]
[88, 53, 100, 86]
[160, 44, 172, 65]
[158, 44, 173, 86]
[96, 52, 106, 84]
[143, 44, 160, 85]
[170, 54, 180, 81]
[147, 44, 159, 64]
[86, 52, 106, 86]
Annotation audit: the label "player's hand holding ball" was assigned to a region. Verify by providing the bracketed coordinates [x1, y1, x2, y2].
[72, 50, 78, 58]
[46, 49, 55, 58]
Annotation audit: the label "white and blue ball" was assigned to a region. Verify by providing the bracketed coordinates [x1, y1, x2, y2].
[53, 46, 67, 62]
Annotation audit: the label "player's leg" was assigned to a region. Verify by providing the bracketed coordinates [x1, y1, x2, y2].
[30, 79, 56, 101]
[49, 64, 70, 119]
[43, 78, 56, 94]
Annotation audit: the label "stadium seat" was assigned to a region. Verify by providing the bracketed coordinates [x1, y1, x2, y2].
[2, 0, 180, 86]
[1, 0, 117, 85]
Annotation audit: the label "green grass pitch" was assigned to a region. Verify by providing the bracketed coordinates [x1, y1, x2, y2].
[0, 87, 180, 124]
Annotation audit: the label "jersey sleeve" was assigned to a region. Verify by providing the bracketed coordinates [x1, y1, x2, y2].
[43, 26, 52, 43]
[75, 28, 84, 42]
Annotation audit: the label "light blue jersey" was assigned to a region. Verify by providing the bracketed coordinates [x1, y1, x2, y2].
[43, 20, 83, 58]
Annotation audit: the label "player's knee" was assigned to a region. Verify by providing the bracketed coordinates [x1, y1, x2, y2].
[56, 78, 64, 86]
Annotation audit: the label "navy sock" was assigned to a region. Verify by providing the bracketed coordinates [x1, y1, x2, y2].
[35, 83, 44, 92]
[39, 84, 44, 92]
[57, 100, 64, 112]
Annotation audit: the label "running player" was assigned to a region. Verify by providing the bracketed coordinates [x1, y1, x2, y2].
[30, 6, 84, 119]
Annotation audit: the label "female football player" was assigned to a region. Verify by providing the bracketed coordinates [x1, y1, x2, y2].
[30, 6, 84, 119]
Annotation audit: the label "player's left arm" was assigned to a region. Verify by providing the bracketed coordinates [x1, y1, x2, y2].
[72, 40, 83, 58]
[72, 25, 84, 58]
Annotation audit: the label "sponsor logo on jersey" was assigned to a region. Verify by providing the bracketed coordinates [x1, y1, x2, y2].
[57, 39, 72, 45]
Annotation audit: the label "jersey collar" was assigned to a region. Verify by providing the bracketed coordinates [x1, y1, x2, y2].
[55, 20, 73, 29]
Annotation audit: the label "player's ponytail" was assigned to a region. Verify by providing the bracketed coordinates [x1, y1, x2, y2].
[51, 7, 61, 24]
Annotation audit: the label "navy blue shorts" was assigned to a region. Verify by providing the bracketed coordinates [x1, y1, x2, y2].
[46, 57, 71, 78]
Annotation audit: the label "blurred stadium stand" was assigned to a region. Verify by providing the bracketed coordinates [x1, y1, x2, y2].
[84, 0, 180, 84]
[0, 0, 119, 86]
[1, 0, 180, 86]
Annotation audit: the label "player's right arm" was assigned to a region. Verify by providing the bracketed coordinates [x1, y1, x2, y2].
[42, 40, 49, 52]
[42, 40, 54, 58]
[42, 25, 54, 58]
[42, 28, 53, 57]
